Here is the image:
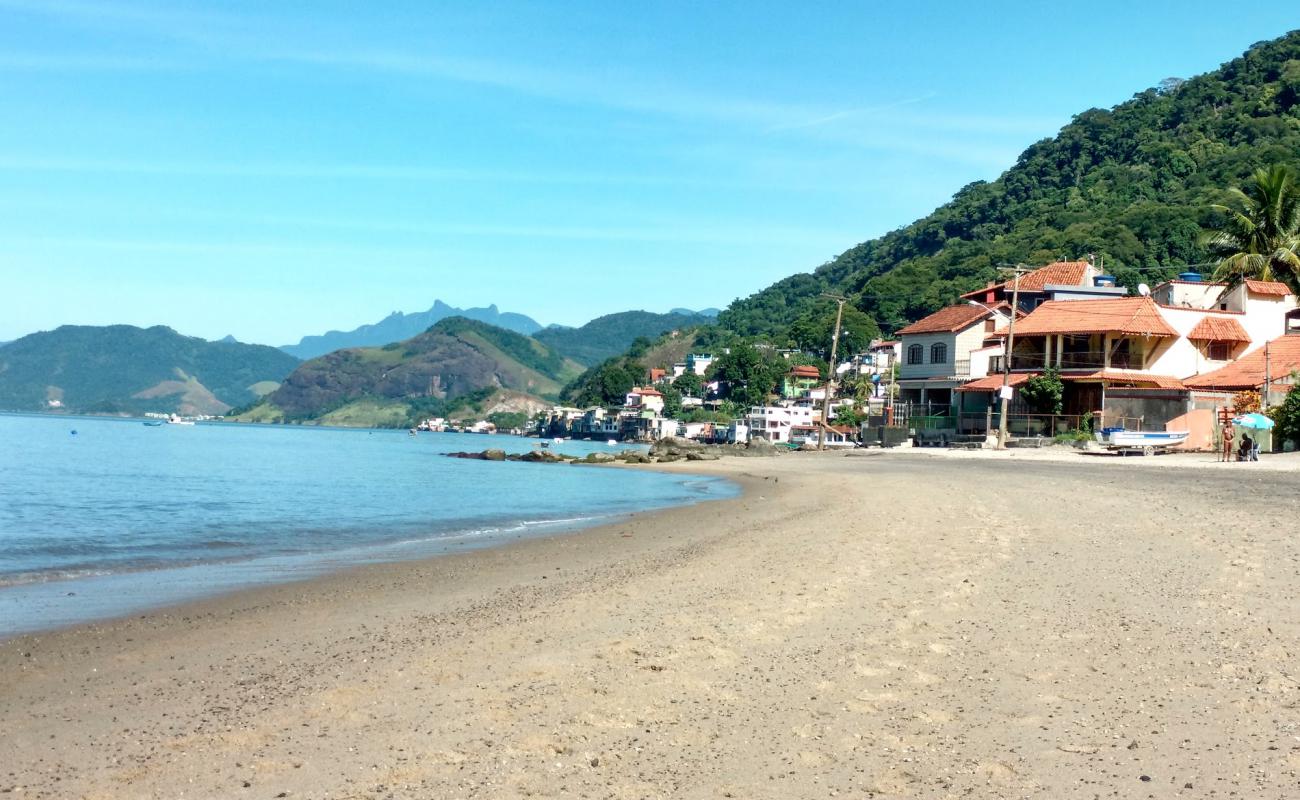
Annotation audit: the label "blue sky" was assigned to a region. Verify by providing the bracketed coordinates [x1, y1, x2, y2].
[0, 1, 1293, 345]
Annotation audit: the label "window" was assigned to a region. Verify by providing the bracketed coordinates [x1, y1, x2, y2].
[930, 343, 947, 364]
[1206, 341, 1231, 361]
[907, 344, 923, 365]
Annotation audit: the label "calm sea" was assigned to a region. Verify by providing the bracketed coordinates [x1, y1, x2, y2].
[0, 414, 735, 637]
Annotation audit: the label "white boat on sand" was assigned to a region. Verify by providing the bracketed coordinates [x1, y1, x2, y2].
[1094, 428, 1188, 455]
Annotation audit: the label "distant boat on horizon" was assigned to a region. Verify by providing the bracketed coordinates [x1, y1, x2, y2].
[166, 414, 195, 426]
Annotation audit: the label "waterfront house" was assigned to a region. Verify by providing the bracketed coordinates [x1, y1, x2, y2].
[745, 404, 818, 444]
[895, 302, 1014, 408]
[1184, 334, 1300, 402]
[957, 275, 1298, 445]
[624, 387, 665, 415]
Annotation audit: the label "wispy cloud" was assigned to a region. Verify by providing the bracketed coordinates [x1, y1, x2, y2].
[0, 0, 955, 137]
[0, 0, 1060, 170]
[765, 92, 939, 133]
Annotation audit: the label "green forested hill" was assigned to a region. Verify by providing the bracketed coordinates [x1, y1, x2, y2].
[720, 31, 1300, 338]
[534, 310, 715, 366]
[235, 317, 583, 427]
[0, 325, 300, 415]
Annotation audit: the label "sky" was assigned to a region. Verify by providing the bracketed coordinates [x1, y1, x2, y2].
[0, 1, 1294, 346]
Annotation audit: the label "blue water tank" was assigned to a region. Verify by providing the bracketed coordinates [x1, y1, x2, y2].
[1178, 271, 1202, 282]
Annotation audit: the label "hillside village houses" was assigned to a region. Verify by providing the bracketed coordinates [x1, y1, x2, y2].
[537, 261, 1299, 450]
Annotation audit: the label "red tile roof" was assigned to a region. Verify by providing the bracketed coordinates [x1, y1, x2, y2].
[1085, 370, 1186, 389]
[630, 386, 663, 397]
[789, 365, 821, 378]
[1187, 316, 1251, 343]
[956, 373, 1033, 391]
[1244, 279, 1293, 297]
[1010, 297, 1177, 338]
[895, 302, 1009, 335]
[958, 370, 1186, 391]
[960, 261, 1092, 299]
[1184, 336, 1300, 390]
[649, 368, 667, 381]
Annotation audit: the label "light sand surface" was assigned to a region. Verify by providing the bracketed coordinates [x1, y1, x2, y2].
[4, 452, 1300, 798]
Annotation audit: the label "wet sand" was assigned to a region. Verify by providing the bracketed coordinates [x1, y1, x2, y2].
[4, 452, 1300, 798]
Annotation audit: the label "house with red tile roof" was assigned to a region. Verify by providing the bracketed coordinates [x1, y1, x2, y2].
[1184, 335, 1300, 393]
[895, 301, 1015, 407]
[961, 260, 1102, 311]
[957, 273, 1298, 440]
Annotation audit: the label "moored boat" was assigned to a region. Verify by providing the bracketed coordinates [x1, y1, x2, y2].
[1094, 428, 1188, 455]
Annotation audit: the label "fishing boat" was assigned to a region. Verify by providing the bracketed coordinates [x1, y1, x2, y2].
[1094, 428, 1189, 456]
[142, 421, 164, 427]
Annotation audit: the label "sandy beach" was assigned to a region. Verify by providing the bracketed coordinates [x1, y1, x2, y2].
[4, 450, 1300, 798]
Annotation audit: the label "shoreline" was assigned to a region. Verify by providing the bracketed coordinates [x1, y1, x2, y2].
[6, 452, 1300, 797]
[0, 461, 738, 642]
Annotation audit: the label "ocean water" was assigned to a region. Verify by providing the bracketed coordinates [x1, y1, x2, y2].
[0, 414, 735, 637]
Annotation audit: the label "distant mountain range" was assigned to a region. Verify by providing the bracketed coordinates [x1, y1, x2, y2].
[534, 310, 717, 366]
[236, 317, 583, 427]
[280, 301, 543, 360]
[0, 325, 300, 416]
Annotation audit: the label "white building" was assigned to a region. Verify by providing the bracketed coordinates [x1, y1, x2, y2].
[744, 405, 817, 444]
[896, 303, 1014, 407]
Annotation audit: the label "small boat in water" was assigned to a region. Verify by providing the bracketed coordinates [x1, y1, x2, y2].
[1094, 428, 1189, 456]
[166, 414, 195, 426]
[142, 421, 164, 427]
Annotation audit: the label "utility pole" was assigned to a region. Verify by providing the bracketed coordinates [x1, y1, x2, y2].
[1263, 340, 1272, 408]
[996, 266, 1030, 451]
[819, 294, 846, 451]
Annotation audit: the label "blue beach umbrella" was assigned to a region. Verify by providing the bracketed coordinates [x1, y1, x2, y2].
[1232, 412, 1275, 430]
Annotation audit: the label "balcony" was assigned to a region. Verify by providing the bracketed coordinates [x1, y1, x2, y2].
[989, 350, 1143, 372]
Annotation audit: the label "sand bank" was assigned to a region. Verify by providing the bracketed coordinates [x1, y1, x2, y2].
[4, 452, 1300, 798]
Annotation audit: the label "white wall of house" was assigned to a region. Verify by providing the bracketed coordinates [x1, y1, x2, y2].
[1148, 292, 1297, 378]
[1152, 281, 1226, 309]
[968, 344, 1001, 379]
[900, 319, 1004, 381]
[745, 405, 816, 443]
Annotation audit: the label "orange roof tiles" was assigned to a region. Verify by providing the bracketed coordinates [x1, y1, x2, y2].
[1244, 279, 1293, 297]
[960, 261, 1091, 299]
[789, 365, 821, 378]
[1187, 316, 1251, 343]
[957, 373, 1033, 392]
[895, 302, 1008, 336]
[1086, 371, 1186, 389]
[1185, 336, 1300, 390]
[958, 370, 1186, 391]
[1009, 297, 1177, 338]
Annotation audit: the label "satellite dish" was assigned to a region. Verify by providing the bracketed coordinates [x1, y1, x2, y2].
[1137, 283, 1150, 296]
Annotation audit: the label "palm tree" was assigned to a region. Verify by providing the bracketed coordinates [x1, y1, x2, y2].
[1205, 164, 1300, 293]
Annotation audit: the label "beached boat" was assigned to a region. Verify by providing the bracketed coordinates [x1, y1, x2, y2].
[1094, 428, 1188, 456]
